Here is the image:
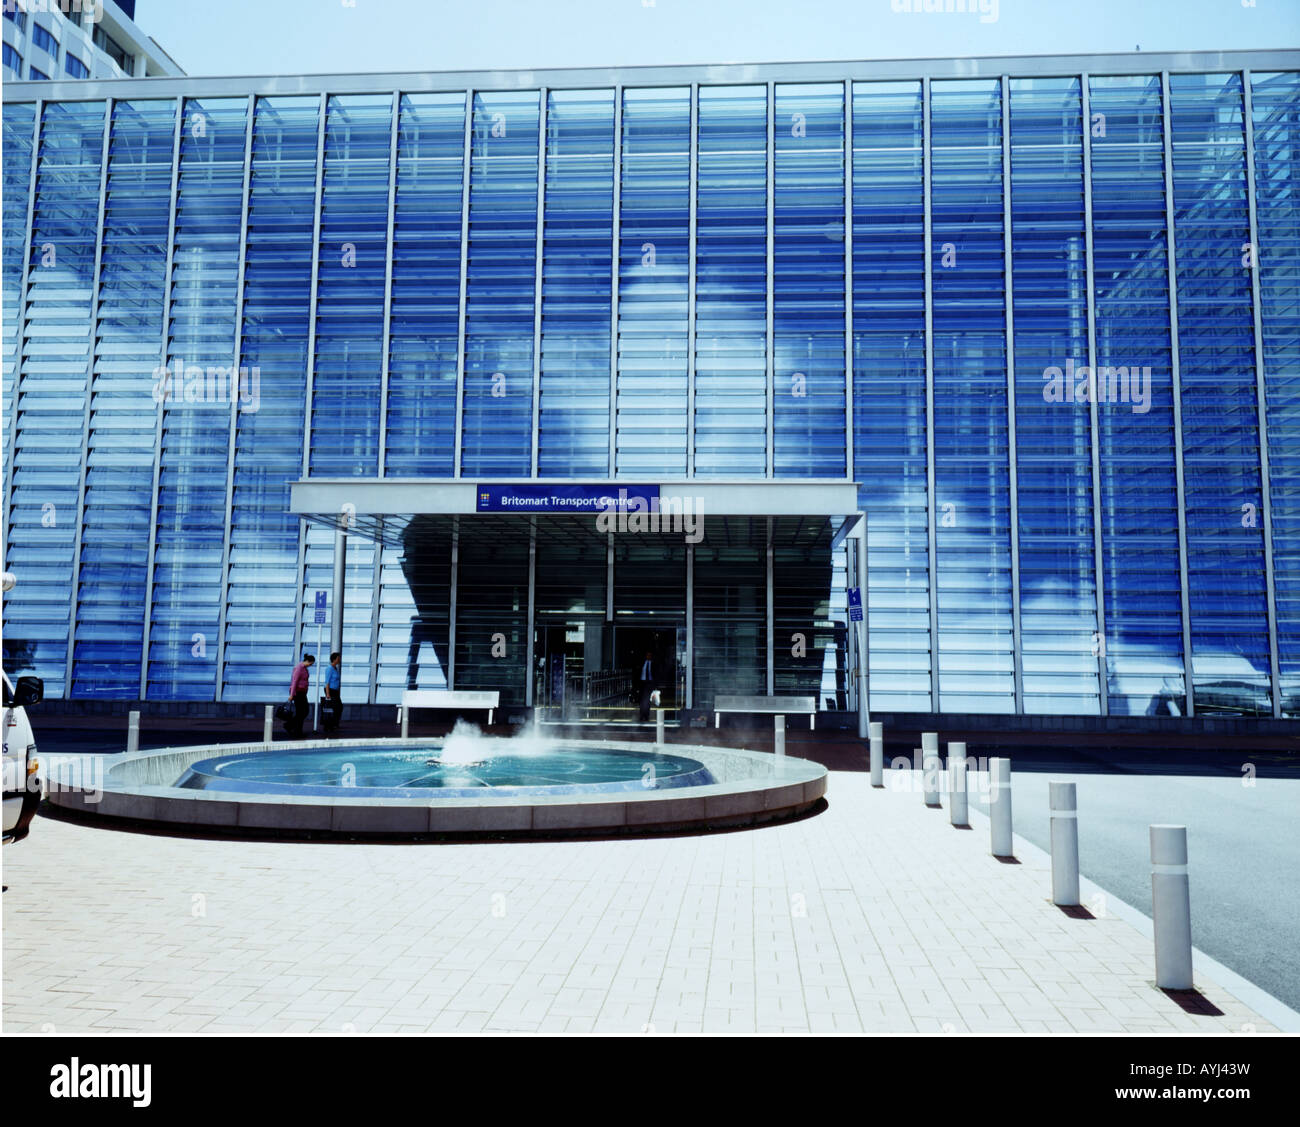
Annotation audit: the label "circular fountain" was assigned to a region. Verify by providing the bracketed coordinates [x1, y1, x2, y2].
[42, 724, 827, 839]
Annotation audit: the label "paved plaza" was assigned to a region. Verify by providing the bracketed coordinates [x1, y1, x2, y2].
[1, 769, 1288, 1035]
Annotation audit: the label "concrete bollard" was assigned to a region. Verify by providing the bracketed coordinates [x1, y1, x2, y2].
[774, 714, 785, 758]
[400, 706, 409, 740]
[1150, 825, 1193, 990]
[264, 704, 274, 743]
[948, 741, 968, 827]
[126, 710, 140, 754]
[656, 708, 665, 748]
[989, 757, 1013, 857]
[922, 745, 941, 807]
[869, 721, 884, 788]
[1049, 781, 1080, 906]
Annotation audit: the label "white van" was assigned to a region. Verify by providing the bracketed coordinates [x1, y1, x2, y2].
[3, 571, 44, 844]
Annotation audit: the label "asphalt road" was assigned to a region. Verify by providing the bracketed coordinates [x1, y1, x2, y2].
[970, 768, 1300, 1015]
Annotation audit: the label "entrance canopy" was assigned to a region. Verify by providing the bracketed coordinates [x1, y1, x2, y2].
[289, 479, 864, 546]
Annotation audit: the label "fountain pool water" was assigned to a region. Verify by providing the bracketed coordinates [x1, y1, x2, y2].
[43, 726, 827, 839]
[177, 744, 717, 798]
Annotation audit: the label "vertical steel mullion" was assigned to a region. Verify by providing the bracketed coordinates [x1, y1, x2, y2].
[685, 541, 694, 707]
[608, 86, 621, 477]
[5, 99, 42, 659]
[530, 87, 547, 479]
[843, 78, 854, 484]
[1241, 69, 1282, 718]
[687, 82, 698, 479]
[525, 518, 536, 706]
[139, 97, 183, 699]
[1080, 74, 1110, 717]
[367, 538, 383, 705]
[1001, 74, 1024, 716]
[453, 90, 472, 478]
[606, 533, 614, 621]
[923, 77, 939, 710]
[63, 96, 112, 695]
[212, 93, 255, 703]
[766, 517, 775, 694]
[765, 81, 775, 480]
[291, 92, 328, 662]
[447, 516, 458, 689]
[210, 94, 253, 707]
[377, 89, 400, 477]
[1161, 71, 1195, 717]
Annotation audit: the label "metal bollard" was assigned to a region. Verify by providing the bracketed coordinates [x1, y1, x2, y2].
[655, 708, 665, 748]
[774, 714, 785, 758]
[989, 757, 1013, 857]
[126, 710, 140, 754]
[948, 741, 968, 827]
[264, 704, 274, 743]
[922, 744, 941, 807]
[1049, 781, 1080, 906]
[869, 721, 884, 788]
[400, 706, 409, 740]
[1150, 825, 1193, 990]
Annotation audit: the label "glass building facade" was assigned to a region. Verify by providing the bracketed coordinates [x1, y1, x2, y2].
[2, 52, 1297, 720]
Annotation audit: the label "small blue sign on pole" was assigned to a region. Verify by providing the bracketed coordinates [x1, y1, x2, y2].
[847, 586, 863, 623]
[314, 590, 328, 625]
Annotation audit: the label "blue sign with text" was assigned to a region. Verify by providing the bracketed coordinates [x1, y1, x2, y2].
[847, 586, 863, 622]
[314, 590, 327, 625]
[476, 483, 661, 514]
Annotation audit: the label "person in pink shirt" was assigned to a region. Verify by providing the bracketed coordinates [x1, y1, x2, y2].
[285, 653, 315, 737]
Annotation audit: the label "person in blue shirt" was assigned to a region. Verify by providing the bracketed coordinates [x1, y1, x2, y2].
[322, 651, 343, 733]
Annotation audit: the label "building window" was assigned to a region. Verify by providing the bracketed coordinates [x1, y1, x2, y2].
[28, 65, 48, 81]
[31, 23, 58, 57]
[92, 25, 130, 71]
[64, 54, 89, 78]
[2, 44, 22, 74]
[3, 7, 26, 31]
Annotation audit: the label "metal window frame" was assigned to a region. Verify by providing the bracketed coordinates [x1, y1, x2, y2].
[1241, 69, 1282, 719]
[1159, 71, 1197, 718]
[368, 537, 383, 705]
[14, 51, 1294, 106]
[1079, 74, 1110, 717]
[525, 516, 536, 705]
[63, 96, 112, 695]
[452, 90, 471, 478]
[291, 91, 328, 663]
[766, 516, 774, 693]
[687, 81, 698, 479]
[1000, 74, 1025, 715]
[138, 96, 183, 699]
[843, 77, 854, 484]
[608, 85, 621, 476]
[685, 540, 694, 707]
[447, 515, 459, 689]
[211, 92, 255, 703]
[923, 76, 939, 711]
[376, 88, 400, 477]
[4, 98, 42, 667]
[765, 81, 775, 480]
[530, 87, 547, 479]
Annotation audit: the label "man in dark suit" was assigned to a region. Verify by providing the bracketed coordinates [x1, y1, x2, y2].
[636, 650, 658, 722]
